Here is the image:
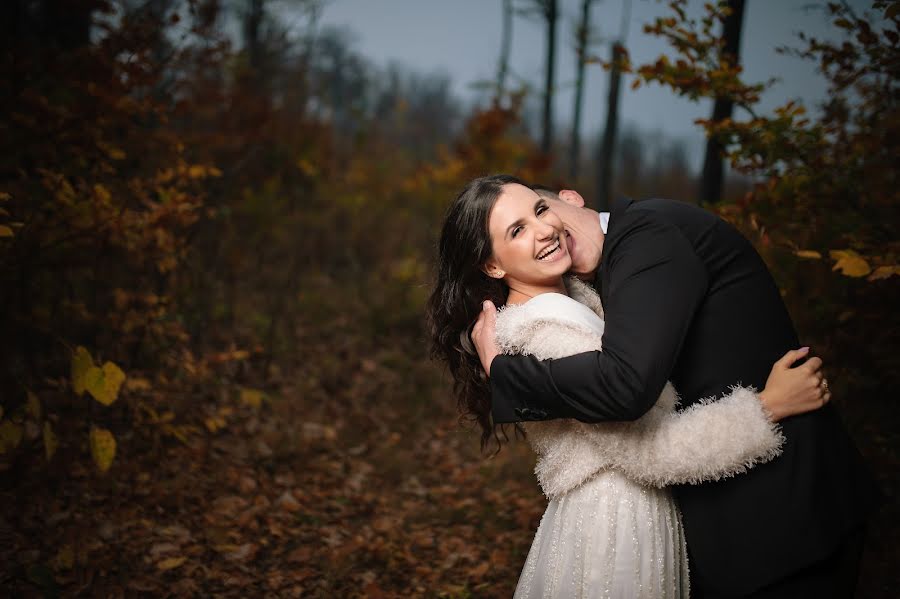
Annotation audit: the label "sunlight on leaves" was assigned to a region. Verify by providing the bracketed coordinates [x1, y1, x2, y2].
[89, 426, 116, 472]
[794, 250, 822, 259]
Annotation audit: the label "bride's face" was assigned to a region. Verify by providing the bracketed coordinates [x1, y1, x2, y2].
[483, 183, 572, 287]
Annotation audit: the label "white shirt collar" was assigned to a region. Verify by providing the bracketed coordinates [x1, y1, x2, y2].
[599, 211, 610, 234]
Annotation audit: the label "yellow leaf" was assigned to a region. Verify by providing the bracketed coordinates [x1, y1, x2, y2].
[794, 250, 822, 259]
[71, 346, 95, 396]
[157, 556, 187, 571]
[26, 391, 41, 421]
[43, 422, 58, 460]
[0, 225, 13, 238]
[868, 265, 900, 281]
[204, 416, 225, 433]
[93, 184, 111, 204]
[0, 191, 10, 201]
[125, 377, 151, 392]
[84, 361, 126, 406]
[296, 158, 318, 177]
[90, 427, 116, 472]
[0, 420, 24, 453]
[240, 388, 265, 409]
[829, 249, 871, 277]
[54, 545, 74, 570]
[188, 164, 206, 179]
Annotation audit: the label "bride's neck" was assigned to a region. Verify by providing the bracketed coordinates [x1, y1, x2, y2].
[505, 278, 568, 306]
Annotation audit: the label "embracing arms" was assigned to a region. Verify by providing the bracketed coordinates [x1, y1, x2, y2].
[505, 317, 828, 498]
[482, 212, 707, 423]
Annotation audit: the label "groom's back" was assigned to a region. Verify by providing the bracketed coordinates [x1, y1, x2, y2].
[631, 198, 877, 595]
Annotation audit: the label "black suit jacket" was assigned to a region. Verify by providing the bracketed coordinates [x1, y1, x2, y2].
[490, 197, 878, 594]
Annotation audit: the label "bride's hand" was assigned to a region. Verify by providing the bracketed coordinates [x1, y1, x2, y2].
[758, 347, 831, 422]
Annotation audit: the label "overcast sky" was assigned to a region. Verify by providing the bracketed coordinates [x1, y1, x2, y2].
[314, 0, 872, 167]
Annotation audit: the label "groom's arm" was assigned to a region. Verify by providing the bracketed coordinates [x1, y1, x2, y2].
[490, 212, 709, 423]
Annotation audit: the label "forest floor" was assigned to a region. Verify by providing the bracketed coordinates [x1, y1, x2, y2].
[1, 358, 896, 598]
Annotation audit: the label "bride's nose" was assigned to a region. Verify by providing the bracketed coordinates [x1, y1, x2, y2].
[536, 220, 556, 240]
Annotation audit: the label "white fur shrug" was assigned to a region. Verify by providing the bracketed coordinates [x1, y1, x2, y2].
[494, 277, 784, 500]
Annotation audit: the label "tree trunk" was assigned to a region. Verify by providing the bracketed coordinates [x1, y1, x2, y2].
[569, 0, 593, 181]
[540, 0, 558, 154]
[495, 0, 513, 104]
[243, 0, 266, 71]
[597, 42, 625, 212]
[699, 0, 745, 204]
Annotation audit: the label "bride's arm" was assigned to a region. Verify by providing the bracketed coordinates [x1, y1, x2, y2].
[583, 348, 828, 488]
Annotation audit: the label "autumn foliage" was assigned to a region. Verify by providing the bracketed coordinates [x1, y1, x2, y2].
[0, 0, 896, 596]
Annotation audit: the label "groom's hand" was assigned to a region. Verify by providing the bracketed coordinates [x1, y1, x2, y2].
[471, 300, 500, 376]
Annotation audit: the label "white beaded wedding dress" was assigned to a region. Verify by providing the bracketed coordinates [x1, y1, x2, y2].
[495, 278, 786, 599]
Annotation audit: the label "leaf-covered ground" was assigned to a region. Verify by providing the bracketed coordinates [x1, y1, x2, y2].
[1, 360, 896, 597]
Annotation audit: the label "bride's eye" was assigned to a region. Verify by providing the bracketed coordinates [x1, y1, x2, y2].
[536, 204, 549, 216]
[512, 225, 524, 238]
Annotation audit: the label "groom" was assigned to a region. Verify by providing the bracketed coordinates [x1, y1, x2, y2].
[471, 188, 878, 597]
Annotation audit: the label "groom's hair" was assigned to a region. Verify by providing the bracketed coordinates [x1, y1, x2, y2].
[531, 184, 560, 200]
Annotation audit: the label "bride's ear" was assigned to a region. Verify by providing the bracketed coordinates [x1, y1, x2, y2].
[481, 259, 505, 279]
[558, 189, 586, 208]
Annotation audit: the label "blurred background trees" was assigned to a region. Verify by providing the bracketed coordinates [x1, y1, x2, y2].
[0, 0, 896, 595]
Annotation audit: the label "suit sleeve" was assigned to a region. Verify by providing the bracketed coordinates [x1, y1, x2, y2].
[491, 213, 709, 423]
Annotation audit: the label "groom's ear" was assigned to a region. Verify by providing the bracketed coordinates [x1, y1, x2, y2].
[557, 189, 586, 208]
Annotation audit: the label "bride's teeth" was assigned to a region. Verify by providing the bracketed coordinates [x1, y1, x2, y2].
[538, 240, 560, 260]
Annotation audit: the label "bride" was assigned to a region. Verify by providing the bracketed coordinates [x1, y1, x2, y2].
[426, 175, 829, 598]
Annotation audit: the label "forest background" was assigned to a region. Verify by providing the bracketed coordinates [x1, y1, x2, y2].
[1, 0, 897, 597]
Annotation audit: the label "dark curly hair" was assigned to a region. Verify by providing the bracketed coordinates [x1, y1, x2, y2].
[426, 174, 528, 451]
